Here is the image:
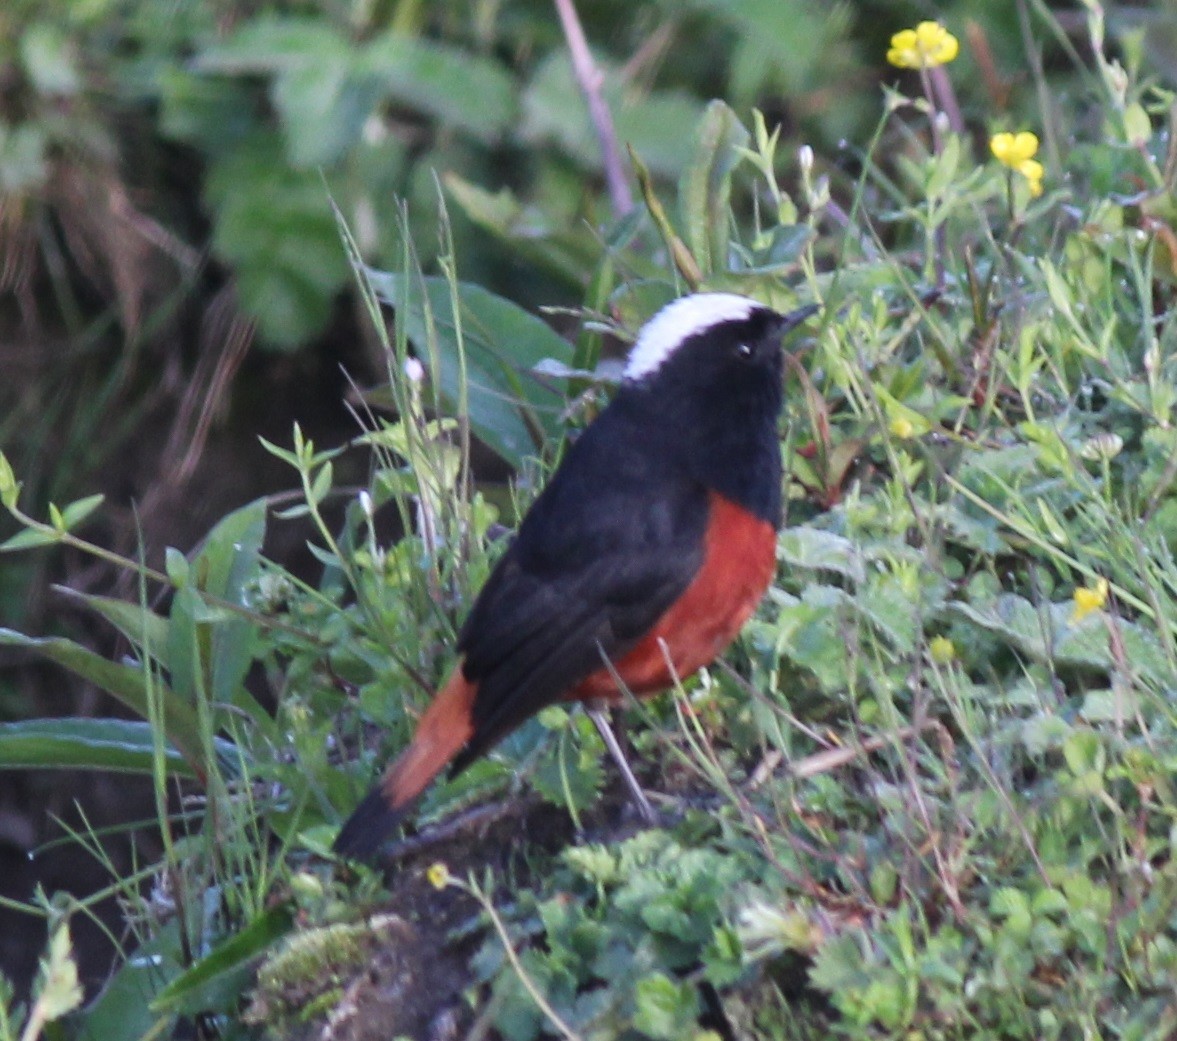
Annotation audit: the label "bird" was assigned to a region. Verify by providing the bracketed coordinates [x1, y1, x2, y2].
[333, 291, 816, 860]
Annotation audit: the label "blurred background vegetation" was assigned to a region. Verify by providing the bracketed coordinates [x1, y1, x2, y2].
[0, 0, 1161, 1016]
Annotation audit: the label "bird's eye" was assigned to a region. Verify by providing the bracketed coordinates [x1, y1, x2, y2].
[736, 342, 753, 359]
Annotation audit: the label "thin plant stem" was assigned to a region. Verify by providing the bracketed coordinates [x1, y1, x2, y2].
[552, 0, 633, 218]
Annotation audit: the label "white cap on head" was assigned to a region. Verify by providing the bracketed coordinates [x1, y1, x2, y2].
[623, 293, 763, 381]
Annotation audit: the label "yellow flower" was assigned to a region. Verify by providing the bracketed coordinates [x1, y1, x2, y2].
[1072, 578, 1109, 623]
[990, 131, 1039, 167]
[991, 132, 1044, 197]
[890, 416, 915, 439]
[1018, 158, 1044, 197]
[426, 862, 450, 890]
[887, 22, 960, 69]
[929, 636, 956, 664]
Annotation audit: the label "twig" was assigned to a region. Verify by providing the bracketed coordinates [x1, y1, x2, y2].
[552, 0, 634, 218]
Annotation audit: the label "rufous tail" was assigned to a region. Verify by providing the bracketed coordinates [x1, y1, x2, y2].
[333, 669, 477, 860]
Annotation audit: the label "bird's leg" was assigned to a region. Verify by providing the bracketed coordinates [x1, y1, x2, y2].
[584, 701, 658, 825]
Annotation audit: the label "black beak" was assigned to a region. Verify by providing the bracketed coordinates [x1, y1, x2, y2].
[774, 302, 820, 337]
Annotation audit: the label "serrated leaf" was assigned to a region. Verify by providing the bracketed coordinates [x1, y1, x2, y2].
[362, 32, 517, 143]
[777, 527, 864, 582]
[632, 972, 697, 1040]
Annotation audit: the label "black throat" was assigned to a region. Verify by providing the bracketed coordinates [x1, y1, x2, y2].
[617, 322, 785, 528]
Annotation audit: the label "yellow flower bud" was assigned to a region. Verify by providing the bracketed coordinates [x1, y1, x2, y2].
[929, 636, 956, 664]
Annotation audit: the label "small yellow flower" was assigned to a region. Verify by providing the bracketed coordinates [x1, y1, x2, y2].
[929, 636, 956, 664]
[990, 131, 1039, 167]
[890, 416, 915, 439]
[426, 862, 450, 890]
[991, 132, 1044, 197]
[1019, 158, 1044, 197]
[1072, 578, 1109, 623]
[887, 22, 960, 70]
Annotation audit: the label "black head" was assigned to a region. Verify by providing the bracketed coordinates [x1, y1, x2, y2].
[617, 293, 816, 525]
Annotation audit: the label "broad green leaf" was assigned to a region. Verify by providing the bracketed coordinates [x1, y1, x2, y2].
[53, 588, 169, 667]
[0, 719, 238, 779]
[0, 629, 209, 782]
[363, 32, 517, 143]
[195, 16, 349, 74]
[78, 919, 185, 1041]
[152, 905, 294, 1015]
[678, 100, 748, 277]
[206, 134, 347, 347]
[443, 174, 612, 288]
[632, 972, 697, 1040]
[366, 271, 573, 466]
[167, 499, 274, 737]
[20, 23, 81, 96]
[272, 62, 382, 167]
[522, 52, 706, 180]
[0, 121, 47, 194]
[777, 526, 864, 582]
[158, 67, 256, 151]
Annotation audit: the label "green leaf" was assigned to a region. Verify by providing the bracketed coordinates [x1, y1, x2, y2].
[443, 174, 612, 288]
[78, 919, 185, 1040]
[309, 460, 334, 506]
[167, 499, 274, 737]
[206, 134, 347, 347]
[366, 271, 573, 466]
[272, 62, 382, 168]
[0, 450, 20, 509]
[632, 972, 697, 1040]
[678, 100, 748, 277]
[0, 120, 48, 194]
[152, 905, 295, 1015]
[33, 921, 83, 1021]
[362, 32, 517, 143]
[522, 52, 706, 180]
[195, 15, 349, 74]
[0, 629, 210, 782]
[165, 546, 189, 587]
[777, 527, 864, 582]
[0, 526, 60, 552]
[0, 718, 235, 779]
[20, 23, 82, 96]
[59, 493, 104, 530]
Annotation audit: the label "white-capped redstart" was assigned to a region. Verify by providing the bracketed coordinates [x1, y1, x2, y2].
[334, 292, 816, 859]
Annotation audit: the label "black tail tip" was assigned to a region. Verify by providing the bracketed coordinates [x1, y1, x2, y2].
[332, 786, 406, 862]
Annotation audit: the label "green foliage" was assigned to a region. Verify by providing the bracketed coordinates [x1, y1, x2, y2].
[0, 913, 83, 1041]
[8, 2, 1177, 1039]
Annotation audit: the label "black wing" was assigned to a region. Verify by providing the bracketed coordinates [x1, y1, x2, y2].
[450, 403, 706, 772]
